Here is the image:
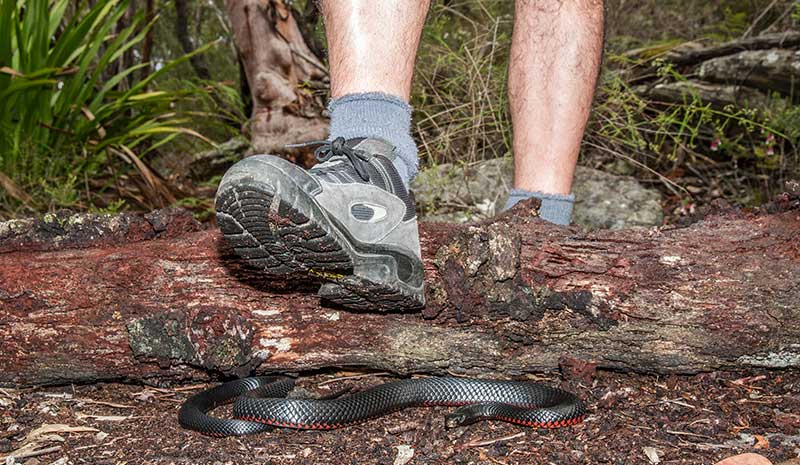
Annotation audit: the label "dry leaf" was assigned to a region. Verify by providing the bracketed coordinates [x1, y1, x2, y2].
[643, 446, 662, 464]
[0, 387, 20, 408]
[0, 66, 23, 77]
[0, 444, 61, 462]
[0, 171, 33, 205]
[393, 445, 414, 465]
[110, 146, 176, 206]
[26, 424, 99, 442]
[754, 434, 770, 449]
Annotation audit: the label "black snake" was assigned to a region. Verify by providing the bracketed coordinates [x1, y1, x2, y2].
[178, 376, 586, 437]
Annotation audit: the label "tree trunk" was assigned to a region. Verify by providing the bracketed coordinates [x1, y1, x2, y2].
[224, 0, 328, 156]
[139, 0, 155, 82]
[174, 0, 211, 80]
[121, 0, 137, 89]
[2, 193, 799, 387]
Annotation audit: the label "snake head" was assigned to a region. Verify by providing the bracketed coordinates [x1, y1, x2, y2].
[444, 404, 485, 428]
[444, 412, 467, 428]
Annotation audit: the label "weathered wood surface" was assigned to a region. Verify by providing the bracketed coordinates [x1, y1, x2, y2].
[1, 196, 799, 387]
[631, 31, 800, 106]
[667, 31, 800, 67]
[640, 81, 769, 109]
[699, 49, 800, 96]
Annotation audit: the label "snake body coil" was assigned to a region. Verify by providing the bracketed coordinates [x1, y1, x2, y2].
[179, 376, 586, 437]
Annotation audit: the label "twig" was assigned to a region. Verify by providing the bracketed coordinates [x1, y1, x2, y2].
[316, 372, 391, 387]
[582, 140, 687, 195]
[0, 387, 20, 398]
[738, 399, 776, 405]
[70, 398, 135, 409]
[104, 434, 131, 447]
[665, 430, 713, 439]
[138, 383, 208, 394]
[659, 398, 696, 409]
[464, 432, 526, 448]
[75, 412, 136, 422]
[731, 375, 767, 385]
[763, 2, 798, 33]
[688, 418, 712, 427]
[3, 446, 62, 461]
[71, 444, 101, 452]
[742, 0, 780, 38]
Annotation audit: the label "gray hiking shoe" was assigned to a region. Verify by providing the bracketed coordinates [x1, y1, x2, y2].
[215, 137, 425, 311]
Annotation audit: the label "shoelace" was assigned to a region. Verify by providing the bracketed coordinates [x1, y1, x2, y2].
[286, 137, 371, 181]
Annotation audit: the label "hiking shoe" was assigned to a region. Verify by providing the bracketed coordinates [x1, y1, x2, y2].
[215, 137, 425, 311]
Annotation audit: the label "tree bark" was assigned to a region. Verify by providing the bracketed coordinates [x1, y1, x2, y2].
[667, 31, 800, 67]
[2, 193, 799, 387]
[224, 0, 328, 156]
[639, 81, 769, 109]
[699, 49, 800, 97]
[174, 0, 212, 80]
[139, 0, 156, 81]
[623, 31, 800, 98]
[121, 0, 137, 89]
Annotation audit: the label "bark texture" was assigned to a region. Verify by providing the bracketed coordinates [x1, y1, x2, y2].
[644, 81, 769, 109]
[174, 0, 211, 80]
[699, 49, 800, 96]
[2, 195, 799, 387]
[633, 31, 800, 105]
[225, 0, 327, 155]
[667, 31, 800, 67]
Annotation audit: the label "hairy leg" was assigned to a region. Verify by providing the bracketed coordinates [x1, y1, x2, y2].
[508, 0, 605, 195]
[321, 0, 431, 100]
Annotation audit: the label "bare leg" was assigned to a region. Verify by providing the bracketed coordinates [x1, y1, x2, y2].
[508, 0, 604, 195]
[321, 0, 431, 100]
[217, 1, 432, 312]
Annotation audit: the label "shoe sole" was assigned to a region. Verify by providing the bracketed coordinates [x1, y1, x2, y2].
[215, 156, 425, 311]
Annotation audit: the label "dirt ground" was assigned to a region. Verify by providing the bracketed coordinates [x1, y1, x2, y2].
[2, 369, 799, 465]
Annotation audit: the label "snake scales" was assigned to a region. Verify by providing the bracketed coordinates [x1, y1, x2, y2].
[179, 376, 586, 437]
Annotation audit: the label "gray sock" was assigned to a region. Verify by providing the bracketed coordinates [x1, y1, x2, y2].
[328, 92, 418, 186]
[503, 188, 575, 226]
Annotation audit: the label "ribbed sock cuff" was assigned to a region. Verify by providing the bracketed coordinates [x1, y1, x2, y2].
[503, 188, 575, 225]
[328, 92, 418, 185]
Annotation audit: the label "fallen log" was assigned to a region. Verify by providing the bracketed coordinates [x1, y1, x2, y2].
[667, 31, 800, 67]
[699, 48, 800, 97]
[639, 80, 768, 109]
[1, 195, 799, 387]
[621, 32, 800, 100]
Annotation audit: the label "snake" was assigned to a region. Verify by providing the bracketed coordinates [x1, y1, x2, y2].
[178, 376, 587, 437]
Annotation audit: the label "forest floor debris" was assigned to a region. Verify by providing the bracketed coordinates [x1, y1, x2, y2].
[1, 370, 798, 464]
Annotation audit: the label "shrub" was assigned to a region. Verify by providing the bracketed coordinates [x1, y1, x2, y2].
[0, 0, 214, 211]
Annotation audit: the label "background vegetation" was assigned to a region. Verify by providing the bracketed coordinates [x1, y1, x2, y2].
[1, 0, 798, 220]
[412, 0, 800, 212]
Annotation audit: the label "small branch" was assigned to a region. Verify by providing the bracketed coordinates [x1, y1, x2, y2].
[464, 432, 526, 448]
[741, 0, 780, 38]
[316, 372, 392, 387]
[3, 446, 62, 461]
